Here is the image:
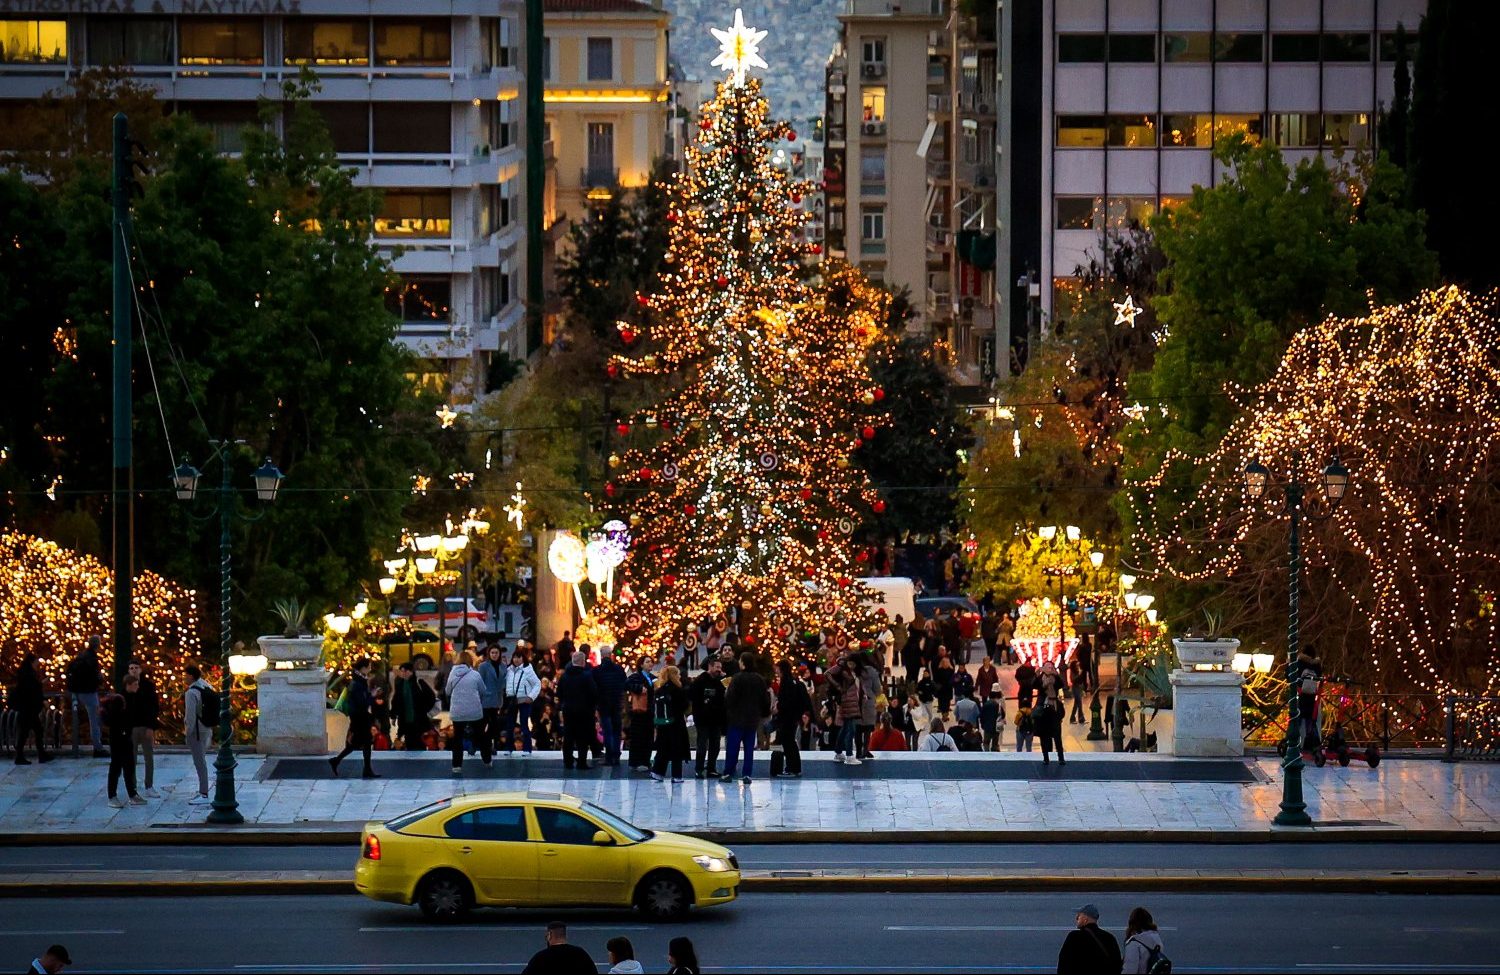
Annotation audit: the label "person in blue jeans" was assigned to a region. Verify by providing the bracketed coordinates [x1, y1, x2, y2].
[502, 648, 541, 755]
[720, 653, 770, 784]
[66, 636, 106, 757]
[591, 646, 629, 766]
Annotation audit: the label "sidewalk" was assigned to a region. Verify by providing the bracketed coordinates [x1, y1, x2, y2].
[2, 749, 1497, 839]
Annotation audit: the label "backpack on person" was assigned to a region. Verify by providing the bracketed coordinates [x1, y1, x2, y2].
[652, 689, 673, 726]
[1129, 936, 1172, 975]
[931, 732, 955, 753]
[197, 686, 220, 729]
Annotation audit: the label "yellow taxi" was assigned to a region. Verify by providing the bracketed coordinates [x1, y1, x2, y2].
[355, 792, 740, 921]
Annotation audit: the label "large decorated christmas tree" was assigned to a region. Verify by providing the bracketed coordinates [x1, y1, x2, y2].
[594, 11, 889, 655]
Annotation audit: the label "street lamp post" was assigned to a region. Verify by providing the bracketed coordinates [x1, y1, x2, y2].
[173, 443, 283, 825]
[1244, 452, 1349, 828]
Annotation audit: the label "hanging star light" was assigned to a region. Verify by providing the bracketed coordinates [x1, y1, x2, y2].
[1112, 293, 1141, 327]
[502, 481, 527, 531]
[710, 8, 768, 86]
[435, 404, 459, 428]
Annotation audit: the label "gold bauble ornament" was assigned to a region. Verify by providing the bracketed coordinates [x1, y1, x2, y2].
[836, 456, 850, 469]
[644, 355, 659, 369]
[608, 454, 621, 468]
[760, 503, 774, 517]
[629, 513, 642, 526]
[740, 537, 752, 549]
[770, 373, 785, 385]
[860, 391, 876, 406]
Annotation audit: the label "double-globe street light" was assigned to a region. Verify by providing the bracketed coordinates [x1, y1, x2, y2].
[173, 442, 284, 825]
[1243, 452, 1350, 827]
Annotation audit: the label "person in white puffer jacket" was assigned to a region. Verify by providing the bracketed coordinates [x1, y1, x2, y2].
[502, 650, 542, 755]
[1122, 907, 1167, 974]
[445, 650, 490, 773]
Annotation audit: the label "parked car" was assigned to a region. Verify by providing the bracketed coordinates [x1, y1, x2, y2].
[915, 595, 981, 623]
[380, 629, 444, 671]
[355, 792, 740, 921]
[397, 597, 487, 641]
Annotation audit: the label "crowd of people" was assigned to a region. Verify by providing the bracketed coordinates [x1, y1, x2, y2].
[519, 922, 700, 974]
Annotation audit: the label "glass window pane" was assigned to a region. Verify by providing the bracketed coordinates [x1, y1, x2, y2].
[1322, 112, 1370, 147]
[375, 102, 447, 153]
[1, 20, 68, 64]
[376, 192, 452, 238]
[1379, 31, 1416, 62]
[1161, 113, 1210, 147]
[1107, 114, 1156, 147]
[534, 807, 602, 845]
[1213, 113, 1263, 145]
[1271, 112, 1319, 148]
[1323, 32, 1371, 62]
[1108, 34, 1155, 63]
[374, 19, 449, 67]
[1106, 196, 1155, 229]
[470, 806, 528, 842]
[1056, 114, 1106, 148]
[1216, 33, 1263, 63]
[179, 20, 263, 65]
[297, 102, 366, 154]
[284, 20, 370, 66]
[586, 36, 612, 80]
[1162, 32, 1212, 63]
[1271, 33, 1320, 62]
[89, 18, 173, 66]
[180, 101, 261, 153]
[1057, 34, 1106, 62]
[1055, 197, 1098, 230]
[859, 153, 885, 181]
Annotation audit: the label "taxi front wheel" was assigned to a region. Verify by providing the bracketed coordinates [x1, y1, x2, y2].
[635, 871, 692, 921]
[417, 871, 473, 921]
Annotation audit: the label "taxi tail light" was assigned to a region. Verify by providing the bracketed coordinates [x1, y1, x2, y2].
[363, 834, 382, 860]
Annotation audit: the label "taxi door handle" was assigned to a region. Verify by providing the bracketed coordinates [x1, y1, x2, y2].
[542, 848, 559, 857]
[459, 846, 473, 855]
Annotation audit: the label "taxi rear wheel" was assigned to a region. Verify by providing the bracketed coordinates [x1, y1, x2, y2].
[635, 870, 692, 921]
[417, 870, 473, 921]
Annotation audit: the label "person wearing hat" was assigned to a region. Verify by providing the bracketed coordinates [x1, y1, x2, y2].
[1056, 903, 1121, 975]
[27, 943, 70, 973]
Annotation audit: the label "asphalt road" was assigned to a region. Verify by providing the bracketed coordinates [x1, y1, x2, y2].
[0, 890, 1491, 973]
[3, 841, 1498, 875]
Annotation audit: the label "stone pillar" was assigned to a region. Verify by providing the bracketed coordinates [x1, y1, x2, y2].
[535, 528, 575, 650]
[1168, 669, 1245, 757]
[255, 636, 328, 756]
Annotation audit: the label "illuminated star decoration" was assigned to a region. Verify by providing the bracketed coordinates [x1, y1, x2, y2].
[1113, 293, 1141, 327]
[710, 8, 768, 87]
[503, 482, 527, 531]
[435, 404, 458, 428]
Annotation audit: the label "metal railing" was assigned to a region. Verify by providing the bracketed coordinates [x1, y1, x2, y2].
[1445, 695, 1500, 761]
[1243, 688, 1448, 751]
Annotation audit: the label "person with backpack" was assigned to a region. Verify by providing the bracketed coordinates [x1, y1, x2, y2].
[1014, 706, 1035, 752]
[920, 718, 957, 752]
[1057, 903, 1122, 975]
[183, 664, 216, 804]
[1123, 906, 1170, 974]
[688, 657, 727, 778]
[649, 665, 690, 782]
[721, 653, 770, 783]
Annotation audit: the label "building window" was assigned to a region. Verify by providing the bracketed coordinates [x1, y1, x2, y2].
[482, 265, 513, 319]
[1056, 33, 1153, 62]
[284, 20, 370, 66]
[374, 19, 450, 67]
[375, 102, 447, 153]
[1106, 196, 1155, 229]
[1055, 196, 1098, 230]
[1159, 195, 1191, 212]
[1379, 31, 1416, 62]
[1055, 114, 1156, 148]
[1161, 113, 1211, 147]
[482, 180, 516, 236]
[376, 191, 452, 238]
[862, 37, 885, 65]
[303, 102, 368, 154]
[859, 152, 885, 193]
[1109, 34, 1155, 62]
[1213, 113, 1263, 145]
[1271, 33, 1321, 63]
[1109, 115, 1157, 147]
[1271, 112, 1319, 148]
[1322, 32, 1371, 62]
[1217, 33, 1264, 63]
[486, 97, 516, 149]
[585, 121, 615, 184]
[586, 36, 612, 80]
[1057, 33, 1106, 63]
[88, 18, 173, 66]
[1162, 32, 1212, 63]
[862, 207, 885, 240]
[386, 275, 452, 322]
[182, 102, 261, 153]
[1, 19, 67, 63]
[483, 17, 515, 69]
[1323, 112, 1370, 148]
[179, 19, 262, 66]
[861, 87, 886, 123]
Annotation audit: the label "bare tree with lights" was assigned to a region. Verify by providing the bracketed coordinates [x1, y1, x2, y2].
[594, 12, 889, 655]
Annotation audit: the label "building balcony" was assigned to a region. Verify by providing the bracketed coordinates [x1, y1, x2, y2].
[844, 0, 946, 17]
[926, 156, 951, 181]
[958, 89, 997, 118]
[860, 239, 887, 257]
[956, 159, 995, 189]
[926, 221, 951, 249]
[927, 93, 951, 116]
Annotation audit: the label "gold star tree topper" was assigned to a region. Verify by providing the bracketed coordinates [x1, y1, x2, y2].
[711, 8, 768, 86]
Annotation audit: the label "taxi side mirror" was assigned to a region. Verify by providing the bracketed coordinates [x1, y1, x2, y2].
[592, 830, 615, 846]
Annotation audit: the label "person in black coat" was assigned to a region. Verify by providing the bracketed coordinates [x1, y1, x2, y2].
[591, 648, 628, 766]
[773, 659, 811, 776]
[556, 652, 598, 771]
[650, 667, 690, 782]
[1057, 904, 1121, 974]
[687, 658, 727, 778]
[9, 655, 51, 765]
[624, 658, 655, 771]
[66, 637, 106, 757]
[900, 622, 925, 687]
[101, 678, 140, 804]
[392, 662, 435, 749]
[329, 658, 378, 778]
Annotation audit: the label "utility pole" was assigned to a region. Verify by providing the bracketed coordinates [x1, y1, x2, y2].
[525, 0, 545, 354]
[110, 112, 134, 690]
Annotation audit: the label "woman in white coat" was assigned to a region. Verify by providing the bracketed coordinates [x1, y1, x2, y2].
[502, 648, 542, 755]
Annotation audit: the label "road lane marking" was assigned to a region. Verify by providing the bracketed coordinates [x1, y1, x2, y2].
[357, 924, 650, 933]
[884, 924, 1177, 932]
[0, 929, 126, 936]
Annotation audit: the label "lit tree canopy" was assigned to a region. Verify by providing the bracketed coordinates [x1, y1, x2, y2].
[594, 72, 888, 653]
[1132, 287, 1500, 694]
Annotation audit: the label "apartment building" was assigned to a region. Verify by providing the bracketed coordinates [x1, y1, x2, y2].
[542, 0, 670, 239]
[0, 3, 534, 394]
[1000, 0, 1426, 360]
[825, 0, 946, 327]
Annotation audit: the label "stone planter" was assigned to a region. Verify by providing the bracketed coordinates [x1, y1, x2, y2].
[257, 635, 325, 665]
[255, 634, 328, 755]
[1172, 637, 1240, 668]
[1168, 668, 1245, 757]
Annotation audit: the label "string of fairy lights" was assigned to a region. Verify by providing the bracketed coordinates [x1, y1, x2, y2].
[1132, 286, 1500, 695]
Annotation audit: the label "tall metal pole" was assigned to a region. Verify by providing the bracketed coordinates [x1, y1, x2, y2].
[524, 0, 544, 353]
[1275, 481, 1312, 827]
[110, 113, 134, 691]
[208, 458, 244, 825]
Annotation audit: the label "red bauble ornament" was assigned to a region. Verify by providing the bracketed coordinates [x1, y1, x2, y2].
[873, 388, 886, 402]
[855, 326, 869, 338]
[666, 211, 679, 223]
[778, 626, 790, 637]
[745, 634, 757, 645]
[684, 503, 697, 516]
[663, 574, 677, 586]
[606, 362, 620, 379]
[616, 421, 630, 436]
[639, 466, 654, 480]
[798, 487, 813, 501]
[861, 425, 876, 440]
[715, 275, 729, 288]
[804, 565, 816, 577]
[856, 550, 870, 563]
[790, 192, 802, 204]
[604, 482, 617, 498]
[810, 243, 823, 255]
[636, 294, 651, 307]
[619, 327, 637, 344]
[873, 499, 887, 514]
[817, 529, 830, 541]
[836, 576, 851, 587]
[860, 639, 872, 650]
[699, 118, 713, 130]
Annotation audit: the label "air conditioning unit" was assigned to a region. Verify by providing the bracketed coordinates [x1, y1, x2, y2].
[975, 174, 991, 187]
[962, 297, 976, 312]
[862, 62, 886, 78]
[979, 103, 992, 114]
[862, 121, 884, 136]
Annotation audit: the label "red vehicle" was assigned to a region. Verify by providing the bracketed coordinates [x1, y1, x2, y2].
[398, 597, 487, 641]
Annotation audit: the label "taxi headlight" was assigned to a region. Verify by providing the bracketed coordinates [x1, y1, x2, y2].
[692, 854, 734, 873]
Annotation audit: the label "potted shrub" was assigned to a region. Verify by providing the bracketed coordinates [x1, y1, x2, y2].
[1171, 608, 1240, 667]
[259, 598, 323, 665]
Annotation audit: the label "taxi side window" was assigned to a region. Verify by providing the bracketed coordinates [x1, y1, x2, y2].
[534, 807, 602, 845]
[444, 806, 528, 842]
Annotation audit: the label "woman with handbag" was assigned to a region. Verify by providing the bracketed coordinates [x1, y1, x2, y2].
[446, 650, 491, 773]
[649, 665, 690, 782]
[502, 648, 541, 756]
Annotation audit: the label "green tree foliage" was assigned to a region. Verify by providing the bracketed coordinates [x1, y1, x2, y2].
[1410, 1, 1500, 288]
[0, 74, 440, 634]
[1376, 23, 1411, 171]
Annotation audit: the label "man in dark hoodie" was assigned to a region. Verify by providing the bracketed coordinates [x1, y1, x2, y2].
[720, 653, 769, 784]
[687, 657, 727, 778]
[557, 651, 598, 771]
[66, 636, 106, 758]
[591, 647, 628, 766]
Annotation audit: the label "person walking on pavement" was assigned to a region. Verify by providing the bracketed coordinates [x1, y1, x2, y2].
[773, 657, 811, 776]
[503, 648, 541, 755]
[182, 664, 215, 803]
[688, 657, 727, 777]
[1036, 689, 1066, 766]
[521, 921, 595, 975]
[1122, 906, 1167, 974]
[25, 944, 71, 974]
[649, 664, 690, 782]
[1015, 656, 1037, 709]
[124, 659, 160, 797]
[1015, 705, 1035, 752]
[1068, 657, 1087, 725]
[901, 619, 924, 685]
[9, 654, 52, 765]
[666, 937, 701, 975]
[444, 650, 490, 773]
[101, 676, 142, 807]
[556, 651, 597, 771]
[330, 658, 381, 778]
[1076, 634, 1095, 692]
[721, 652, 770, 783]
[1057, 903, 1122, 975]
[66, 636, 106, 757]
[592, 646, 628, 766]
